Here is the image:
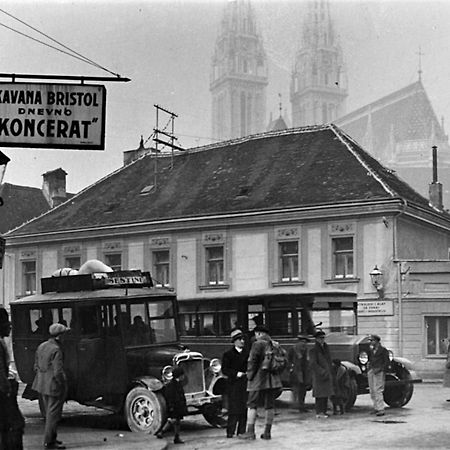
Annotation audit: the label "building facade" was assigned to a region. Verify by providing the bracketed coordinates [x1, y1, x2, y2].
[4, 125, 450, 378]
[210, 0, 268, 141]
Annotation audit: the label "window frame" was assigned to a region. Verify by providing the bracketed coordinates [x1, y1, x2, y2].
[22, 260, 37, 296]
[278, 240, 300, 282]
[332, 236, 354, 279]
[152, 249, 170, 287]
[205, 245, 225, 286]
[425, 315, 450, 357]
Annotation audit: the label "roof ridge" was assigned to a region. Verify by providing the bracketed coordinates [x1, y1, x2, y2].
[330, 124, 396, 198]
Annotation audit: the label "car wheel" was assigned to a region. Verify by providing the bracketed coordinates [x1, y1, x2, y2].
[383, 370, 414, 408]
[124, 387, 167, 433]
[345, 376, 358, 411]
[202, 402, 227, 428]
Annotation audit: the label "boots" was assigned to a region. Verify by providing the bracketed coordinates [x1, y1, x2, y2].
[173, 434, 184, 444]
[260, 424, 272, 440]
[237, 423, 256, 440]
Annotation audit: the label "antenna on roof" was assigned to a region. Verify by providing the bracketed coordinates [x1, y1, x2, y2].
[152, 105, 185, 186]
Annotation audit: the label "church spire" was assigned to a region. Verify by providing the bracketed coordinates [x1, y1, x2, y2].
[210, 0, 268, 142]
[290, 0, 347, 127]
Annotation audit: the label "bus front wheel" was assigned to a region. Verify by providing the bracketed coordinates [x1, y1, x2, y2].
[124, 387, 167, 434]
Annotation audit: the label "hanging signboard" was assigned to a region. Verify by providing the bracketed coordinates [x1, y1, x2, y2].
[0, 82, 106, 150]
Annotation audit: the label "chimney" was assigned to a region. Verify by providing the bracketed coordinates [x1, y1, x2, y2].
[42, 168, 67, 208]
[123, 136, 147, 166]
[429, 145, 443, 210]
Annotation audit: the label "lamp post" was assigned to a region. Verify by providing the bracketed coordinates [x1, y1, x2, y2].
[0, 150, 10, 207]
[370, 265, 384, 298]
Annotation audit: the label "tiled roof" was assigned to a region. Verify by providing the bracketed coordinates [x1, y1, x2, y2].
[0, 183, 51, 234]
[336, 80, 446, 150]
[7, 124, 438, 236]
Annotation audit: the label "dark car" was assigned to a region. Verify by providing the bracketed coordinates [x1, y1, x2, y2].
[10, 269, 226, 433]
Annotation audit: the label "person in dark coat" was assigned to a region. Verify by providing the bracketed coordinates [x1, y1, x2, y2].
[0, 307, 25, 450]
[308, 330, 334, 418]
[239, 325, 283, 441]
[288, 335, 312, 413]
[330, 358, 350, 415]
[32, 323, 69, 450]
[156, 366, 187, 444]
[367, 334, 390, 416]
[222, 329, 248, 438]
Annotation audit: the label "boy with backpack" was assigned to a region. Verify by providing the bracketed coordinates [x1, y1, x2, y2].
[239, 325, 287, 441]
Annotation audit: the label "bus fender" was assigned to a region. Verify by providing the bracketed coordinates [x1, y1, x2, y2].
[131, 376, 164, 392]
[206, 374, 227, 397]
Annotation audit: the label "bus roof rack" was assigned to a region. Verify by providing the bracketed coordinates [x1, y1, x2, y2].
[41, 270, 153, 294]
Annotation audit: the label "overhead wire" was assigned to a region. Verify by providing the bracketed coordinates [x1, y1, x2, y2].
[0, 7, 123, 78]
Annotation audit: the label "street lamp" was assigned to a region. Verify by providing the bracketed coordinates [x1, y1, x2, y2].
[370, 265, 384, 298]
[0, 150, 10, 206]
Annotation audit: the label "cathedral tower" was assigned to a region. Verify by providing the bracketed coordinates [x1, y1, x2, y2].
[210, 0, 268, 142]
[290, 0, 347, 127]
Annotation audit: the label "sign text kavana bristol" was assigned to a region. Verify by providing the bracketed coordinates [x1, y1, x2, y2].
[0, 82, 106, 150]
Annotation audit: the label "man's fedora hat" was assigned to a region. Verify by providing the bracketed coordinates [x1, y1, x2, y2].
[297, 334, 310, 341]
[368, 334, 381, 342]
[315, 330, 326, 338]
[253, 325, 269, 334]
[230, 329, 245, 342]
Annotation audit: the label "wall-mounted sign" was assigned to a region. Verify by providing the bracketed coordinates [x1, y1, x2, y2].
[0, 82, 106, 149]
[357, 300, 394, 316]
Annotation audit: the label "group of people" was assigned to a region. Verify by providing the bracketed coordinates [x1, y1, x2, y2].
[216, 325, 392, 442]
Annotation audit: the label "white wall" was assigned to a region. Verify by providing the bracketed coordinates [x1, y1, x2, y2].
[176, 238, 197, 299]
[233, 233, 268, 291]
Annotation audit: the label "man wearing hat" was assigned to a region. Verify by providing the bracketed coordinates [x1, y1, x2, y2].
[309, 330, 334, 418]
[0, 307, 25, 449]
[288, 335, 311, 413]
[367, 334, 390, 416]
[222, 329, 249, 438]
[239, 325, 283, 441]
[32, 323, 70, 449]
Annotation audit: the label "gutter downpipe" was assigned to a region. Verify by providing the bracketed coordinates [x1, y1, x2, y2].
[393, 198, 408, 356]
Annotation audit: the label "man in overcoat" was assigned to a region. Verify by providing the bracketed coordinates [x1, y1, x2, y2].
[0, 307, 25, 450]
[367, 334, 390, 416]
[32, 323, 69, 449]
[308, 330, 334, 418]
[288, 334, 311, 413]
[239, 325, 283, 441]
[222, 328, 248, 438]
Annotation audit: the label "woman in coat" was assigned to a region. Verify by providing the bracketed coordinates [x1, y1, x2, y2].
[442, 338, 450, 400]
[308, 330, 334, 418]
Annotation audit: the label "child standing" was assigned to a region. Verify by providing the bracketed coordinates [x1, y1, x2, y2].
[155, 366, 187, 444]
[331, 358, 350, 415]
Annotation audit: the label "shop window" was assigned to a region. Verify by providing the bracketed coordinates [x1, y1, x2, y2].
[425, 316, 450, 356]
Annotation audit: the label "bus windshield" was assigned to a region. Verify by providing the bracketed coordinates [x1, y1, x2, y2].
[118, 298, 177, 346]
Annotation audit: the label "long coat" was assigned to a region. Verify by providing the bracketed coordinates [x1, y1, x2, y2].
[222, 346, 248, 415]
[308, 342, 334, 398]
[163, 378, 187, 419]
[288, 343, 311, 386]
[246, 335, 283, 392]
[443, 343, 450, 388]
[32, 338, 67, 398]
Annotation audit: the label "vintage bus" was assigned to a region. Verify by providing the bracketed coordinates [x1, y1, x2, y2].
[177, 287, 421, 409]
[10, 267, 226, 434]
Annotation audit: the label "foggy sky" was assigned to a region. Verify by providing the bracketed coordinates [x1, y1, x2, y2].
[1, 0, 450, 193]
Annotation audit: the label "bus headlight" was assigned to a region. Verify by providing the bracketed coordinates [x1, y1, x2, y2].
[162, 365, 173, 382]
[209, 358, 222, 374]
[388, 350, 394, 361]
[358, 351, 369, 365]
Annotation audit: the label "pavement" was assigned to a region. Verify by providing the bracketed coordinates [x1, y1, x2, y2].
[19, 389, 168, 450]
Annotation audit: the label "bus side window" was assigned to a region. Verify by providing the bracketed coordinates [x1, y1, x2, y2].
[31, 309, 56, 335]
[79, 305, 99, 335]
